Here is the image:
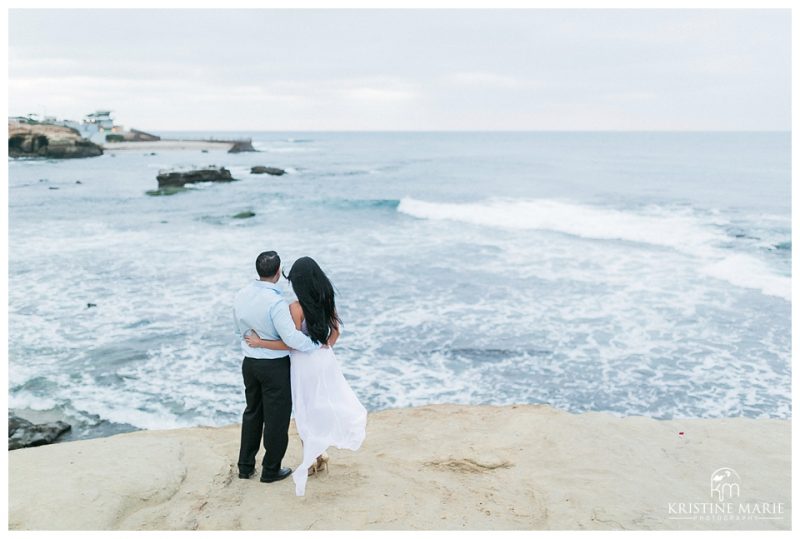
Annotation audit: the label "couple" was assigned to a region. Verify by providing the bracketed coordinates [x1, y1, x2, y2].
[233, 251, 367, 496]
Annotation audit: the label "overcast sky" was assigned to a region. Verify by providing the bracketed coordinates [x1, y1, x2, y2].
[8, 9, 791, 131]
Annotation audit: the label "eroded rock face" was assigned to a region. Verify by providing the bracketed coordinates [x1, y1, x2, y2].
[250, 166, 286, 176]
[8, 122, 103, 159]
[9, 413, 71, 450]
[156, 166, 236, 187]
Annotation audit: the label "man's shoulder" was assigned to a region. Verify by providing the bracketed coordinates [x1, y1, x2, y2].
[234, 281, 268, 303]
[234, 281, 254, 298]
[235, 281, 284, 303]
[269, 295, 289, 310]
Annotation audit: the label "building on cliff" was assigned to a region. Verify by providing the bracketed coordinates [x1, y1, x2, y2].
[11, 110, 160, 144]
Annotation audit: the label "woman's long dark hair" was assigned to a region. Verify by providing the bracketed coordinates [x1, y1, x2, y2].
[284, 257, 341, 345]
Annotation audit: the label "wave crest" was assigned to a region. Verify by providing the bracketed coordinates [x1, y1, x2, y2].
[397, 197, 790, 300]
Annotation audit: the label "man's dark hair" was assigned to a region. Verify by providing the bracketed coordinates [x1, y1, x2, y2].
[255, 251, 281, 278]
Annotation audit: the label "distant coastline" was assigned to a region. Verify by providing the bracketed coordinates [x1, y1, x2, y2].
[102, 139, 236, 152]
[9, 110, 257, 155]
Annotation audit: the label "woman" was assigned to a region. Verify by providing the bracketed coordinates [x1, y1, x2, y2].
[244, 256, 367, 496]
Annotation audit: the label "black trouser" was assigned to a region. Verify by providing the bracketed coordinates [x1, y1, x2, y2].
[237, 355, 292, 476]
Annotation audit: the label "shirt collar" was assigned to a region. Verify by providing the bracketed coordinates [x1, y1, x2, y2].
[254, 279, 282, 293]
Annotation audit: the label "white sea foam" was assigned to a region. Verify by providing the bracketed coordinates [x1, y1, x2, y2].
[8, 391, 59, 412]
[700, 254, 791, 300]
[398, 197, 721, 252]
[397, 197, 790, 301]
[227, 165, 252, 178]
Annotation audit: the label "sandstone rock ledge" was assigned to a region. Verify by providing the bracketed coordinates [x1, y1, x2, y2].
[9, 122, 103, 158]
[7, 405, 791, 531]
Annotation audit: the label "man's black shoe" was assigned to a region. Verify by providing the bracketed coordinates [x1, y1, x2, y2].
[260, 467, 292, 483]
[238, 470, 255, 479]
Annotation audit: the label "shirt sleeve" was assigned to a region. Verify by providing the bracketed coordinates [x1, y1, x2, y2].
[232, 307, 241, 338]
[270, 298, 319, 352]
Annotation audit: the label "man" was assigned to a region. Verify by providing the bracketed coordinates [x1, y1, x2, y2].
[233, 250, 319, 483]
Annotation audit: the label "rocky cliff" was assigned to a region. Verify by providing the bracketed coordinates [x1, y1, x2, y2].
[9, 122, 104, 158]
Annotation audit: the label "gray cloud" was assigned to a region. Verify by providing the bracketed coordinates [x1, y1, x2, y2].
[8, 9, 790, 131]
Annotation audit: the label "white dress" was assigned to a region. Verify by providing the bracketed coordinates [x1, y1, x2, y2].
[290, 320, 367, 496]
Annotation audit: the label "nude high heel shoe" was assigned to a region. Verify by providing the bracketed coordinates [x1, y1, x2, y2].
[316, 452, 330, 475]
[307, 452, 330, 477]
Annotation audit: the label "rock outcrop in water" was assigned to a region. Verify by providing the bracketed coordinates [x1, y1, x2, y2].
[8, 122, 104, 159]
[9, 413, 71, 450]
[156, 166, 236, 188]
[250, 166, 286, 176]
[227, 139, 256, 153]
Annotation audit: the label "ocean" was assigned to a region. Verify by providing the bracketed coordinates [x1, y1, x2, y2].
[7, 131, 791, 441]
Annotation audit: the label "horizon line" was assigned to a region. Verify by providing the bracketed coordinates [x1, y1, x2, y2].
[147, 128, 792, 133]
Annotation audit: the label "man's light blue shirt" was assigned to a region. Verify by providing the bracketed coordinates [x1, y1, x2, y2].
[233, 279, 319, 358]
